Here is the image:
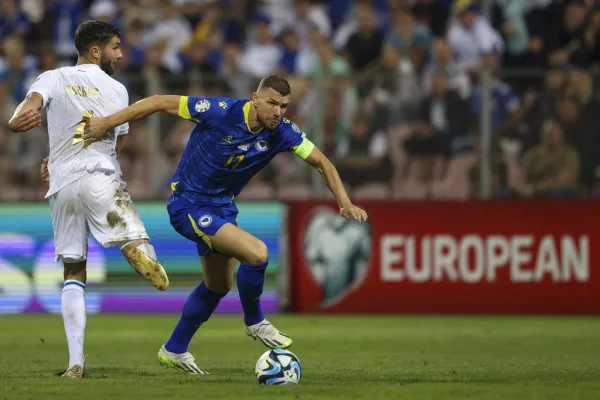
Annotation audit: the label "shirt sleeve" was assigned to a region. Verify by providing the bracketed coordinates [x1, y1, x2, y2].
[27, 70, 57, 109]
[116, 85, 130, 136]
[177, 96, 225, 123]
[280, 118, 315, 160]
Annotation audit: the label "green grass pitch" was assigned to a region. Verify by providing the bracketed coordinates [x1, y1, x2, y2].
[1, 315, 599, 399]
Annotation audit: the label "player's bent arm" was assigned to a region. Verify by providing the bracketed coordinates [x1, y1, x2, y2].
[8, 92, 43, 133]
[301, 144, 353, 209]
[83, 95, 184, 140]
[107, 95, 182, 127]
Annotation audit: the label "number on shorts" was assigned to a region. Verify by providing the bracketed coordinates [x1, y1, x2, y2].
[72, 110, 94, 146]
[224, 154, 245, 169]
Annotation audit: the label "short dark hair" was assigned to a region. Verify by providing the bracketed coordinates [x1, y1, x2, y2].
[74, 20, 121, 54]
[257, 74, 291, 96]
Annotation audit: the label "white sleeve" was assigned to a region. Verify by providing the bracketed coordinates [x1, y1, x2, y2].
[26, 70, 57, 108]
[116, 85, 129, 136]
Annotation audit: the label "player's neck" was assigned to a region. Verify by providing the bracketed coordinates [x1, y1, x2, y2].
[76, 56, 100, 68]
[247, 104, 264, 132]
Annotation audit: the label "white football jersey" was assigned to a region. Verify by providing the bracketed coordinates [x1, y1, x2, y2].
[27, 63, 129, 198]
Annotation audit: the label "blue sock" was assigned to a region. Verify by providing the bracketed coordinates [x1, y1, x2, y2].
[237, 260, 268, 326]
[165, 281, 226, 354]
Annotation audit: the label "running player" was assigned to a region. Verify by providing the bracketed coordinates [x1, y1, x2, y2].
[81, 74, 368, 374]
[9, 20, 170, 378]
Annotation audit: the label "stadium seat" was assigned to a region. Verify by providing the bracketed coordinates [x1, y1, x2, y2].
[430, 153, 478, 200]
[392, 179, 428, 199]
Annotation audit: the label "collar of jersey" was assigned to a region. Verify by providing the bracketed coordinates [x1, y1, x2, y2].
[75, 63, 101, 70]
[242, 101, 263, 134]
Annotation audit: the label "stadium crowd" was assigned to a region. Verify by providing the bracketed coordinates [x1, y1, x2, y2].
[1, 0, 600, 200]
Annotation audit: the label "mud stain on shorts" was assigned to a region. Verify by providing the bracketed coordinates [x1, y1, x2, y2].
[107, 211, 127, 229]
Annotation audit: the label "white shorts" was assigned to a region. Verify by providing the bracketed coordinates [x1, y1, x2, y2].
[49, 172, 149, 262]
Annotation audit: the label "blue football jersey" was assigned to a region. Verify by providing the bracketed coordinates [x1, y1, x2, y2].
[171, 96, 315, 205]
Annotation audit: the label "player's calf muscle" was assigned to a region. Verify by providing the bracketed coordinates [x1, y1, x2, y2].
[202, 253, 236, 293]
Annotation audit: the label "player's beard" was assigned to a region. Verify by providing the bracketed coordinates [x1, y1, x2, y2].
[99, 56, 116, 76]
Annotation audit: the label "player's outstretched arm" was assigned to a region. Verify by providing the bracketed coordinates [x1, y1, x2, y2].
[82, 95, 182, 140]
[303, 145, 368, 224]
[8, 92, 43, 133]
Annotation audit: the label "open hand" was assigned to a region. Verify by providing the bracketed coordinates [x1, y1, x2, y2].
[340, 204, 368, 224]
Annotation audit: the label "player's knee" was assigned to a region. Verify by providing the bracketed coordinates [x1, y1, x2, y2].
[62, 259, 86, 281]
[245, 240, 268, 265]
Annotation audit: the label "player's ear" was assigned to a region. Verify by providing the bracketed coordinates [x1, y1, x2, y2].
[251, 92, 258, 106]
[89, 45, 101, 61]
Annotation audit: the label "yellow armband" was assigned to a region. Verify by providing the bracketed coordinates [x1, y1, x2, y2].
[292, 138, 315, 160]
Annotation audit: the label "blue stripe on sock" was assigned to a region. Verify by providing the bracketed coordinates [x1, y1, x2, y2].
[64, 281, 85, 290]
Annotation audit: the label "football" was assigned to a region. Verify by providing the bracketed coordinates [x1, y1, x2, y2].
[255, 349, 302, 385]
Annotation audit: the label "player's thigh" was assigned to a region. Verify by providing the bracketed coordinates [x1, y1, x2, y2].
[209, 223, 268, 266]
[49, 182, 89, 263]
[79, 173, 149, 247]
[200, 252, 237, 293]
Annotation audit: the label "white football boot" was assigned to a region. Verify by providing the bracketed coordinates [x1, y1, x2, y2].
[245, 319, 292, 349]
[157, 345, 208, 374]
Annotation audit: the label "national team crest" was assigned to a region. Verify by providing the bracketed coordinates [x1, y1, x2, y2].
[199, 215, 212, 227]
[195, 98, 211, 113]
[255, 140, 269, 152]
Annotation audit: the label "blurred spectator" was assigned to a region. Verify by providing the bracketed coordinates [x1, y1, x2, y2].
[343, 2, 384, 72]
[403, 69, 473, 183]
[410, 0, 451, 37]
[547, 0, 600, 67]
[469, 56, 521, 137]
[516, 67, 568, 153]
[364, 44, 421, 130]
[143, 3, 192, 72]
[385, 8, 433, 72]
[52, 0, 84, 60]
[239, 16, 280, 79]
[0, 0, 31, 39]
[268, 0, 331, 42]
[562, 69, 600, 189]
[335, 112, 391, 189]
[504, 121, 580, 198]
[447, 1, 504, 71]
[277, 28, 301, 74]
[422, 38, 471, 99]
[2, 36, 36, 103]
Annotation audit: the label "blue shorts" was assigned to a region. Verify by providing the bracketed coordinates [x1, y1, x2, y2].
[167, 193, 238, 257]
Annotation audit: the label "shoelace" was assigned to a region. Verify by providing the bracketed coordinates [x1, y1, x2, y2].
[253, 322, 277, 339]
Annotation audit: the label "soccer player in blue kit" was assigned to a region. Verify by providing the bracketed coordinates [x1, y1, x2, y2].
[82, 74, 368, 374]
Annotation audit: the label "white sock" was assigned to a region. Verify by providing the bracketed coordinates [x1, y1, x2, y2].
[61, 280, 86, 368]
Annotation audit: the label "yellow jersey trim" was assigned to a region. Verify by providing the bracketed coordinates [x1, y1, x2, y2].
[187, 214, 213, 250]
[171, 181, 178, 192]
[292, 137, 315, 160]
[178, 96, 199, 122]
[242, 101, 262, 134]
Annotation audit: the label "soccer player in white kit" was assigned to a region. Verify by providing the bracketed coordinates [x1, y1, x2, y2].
[8, 20, 170, 378]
